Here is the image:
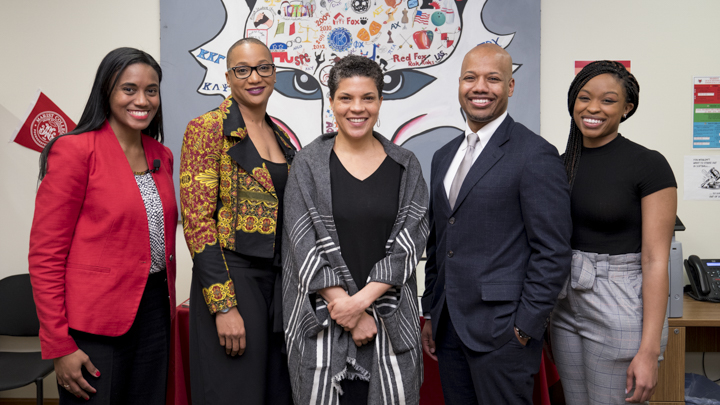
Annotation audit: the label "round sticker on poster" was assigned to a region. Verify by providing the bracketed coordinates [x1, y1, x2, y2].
[431, 11, 446, 26]
[31, 111, 67, 148]
[351, 0, 370, 13]
[328, 27, 353, 52]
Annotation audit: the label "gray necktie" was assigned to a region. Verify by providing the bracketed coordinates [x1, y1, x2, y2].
[448, 133, 479, 209]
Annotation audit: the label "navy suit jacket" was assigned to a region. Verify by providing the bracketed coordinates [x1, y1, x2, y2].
[421, 114, 572, 353]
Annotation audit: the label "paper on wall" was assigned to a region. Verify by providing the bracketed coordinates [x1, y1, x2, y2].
[684, 155, 720, 200]
[693, 76, 720, 149]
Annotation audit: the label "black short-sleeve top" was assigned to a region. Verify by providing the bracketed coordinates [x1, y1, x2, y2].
[570, 135, 676, 255]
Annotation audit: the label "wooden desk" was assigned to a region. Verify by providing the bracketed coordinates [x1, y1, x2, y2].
[651, 294, 720, 405]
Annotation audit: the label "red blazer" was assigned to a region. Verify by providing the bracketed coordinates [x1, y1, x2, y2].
[28, 121, 178, 359]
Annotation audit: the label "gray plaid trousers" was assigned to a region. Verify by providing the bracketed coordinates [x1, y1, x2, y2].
[550, 250, 668, 405]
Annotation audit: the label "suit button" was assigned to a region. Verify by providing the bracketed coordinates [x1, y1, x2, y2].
[169, 254, 174, 261]
[449, 217, 455, 225]
[447, 251, 454, 258]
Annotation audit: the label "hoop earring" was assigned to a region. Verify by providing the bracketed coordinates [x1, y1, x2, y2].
[624, 113, 627, 118]
[376, 119, 380, 128]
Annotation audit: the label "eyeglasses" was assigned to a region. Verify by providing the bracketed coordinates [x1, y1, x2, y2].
[227, 64, 276, 79]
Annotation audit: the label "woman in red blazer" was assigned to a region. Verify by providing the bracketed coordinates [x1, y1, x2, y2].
[28, 48, 178, 404]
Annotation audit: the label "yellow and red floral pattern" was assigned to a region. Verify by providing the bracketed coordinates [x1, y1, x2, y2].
[180, 96, 295, 314]
[202, 279, 237, 313]
[180, 97, 290, 256]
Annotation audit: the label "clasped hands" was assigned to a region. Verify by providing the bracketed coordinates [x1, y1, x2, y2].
[327, 295, 377, 347]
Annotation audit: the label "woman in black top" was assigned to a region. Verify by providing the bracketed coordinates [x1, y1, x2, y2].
[180, 38, 294, 404]
[550, 61, 677, 404]
[322, 55, 402, 404]
[282, 56, 428, 404]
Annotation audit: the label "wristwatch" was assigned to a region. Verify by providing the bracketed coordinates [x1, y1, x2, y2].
[219, 307, 231, 314]
[514, 326, 531, 340]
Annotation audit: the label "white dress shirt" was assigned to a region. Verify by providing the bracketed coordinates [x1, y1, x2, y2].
[424, 112, 507, 320]
[443, 111, 507, 198]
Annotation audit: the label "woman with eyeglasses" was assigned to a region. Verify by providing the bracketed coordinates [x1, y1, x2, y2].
[180, 37, 295, 404]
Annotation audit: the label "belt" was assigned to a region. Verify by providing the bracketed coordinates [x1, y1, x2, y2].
[558, 250, 641, 299]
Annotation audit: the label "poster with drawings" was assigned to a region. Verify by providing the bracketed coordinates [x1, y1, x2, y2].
[684, 155, 720, 200]
[160, 0, 540, 189]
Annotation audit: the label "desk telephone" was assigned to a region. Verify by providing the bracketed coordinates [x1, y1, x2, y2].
[684, 255, 720, 302]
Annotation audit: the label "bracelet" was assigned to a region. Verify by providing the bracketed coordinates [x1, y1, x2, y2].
[514, 326, 531, 340]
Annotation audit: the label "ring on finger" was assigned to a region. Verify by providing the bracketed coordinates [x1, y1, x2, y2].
[63, 384, 70, 389]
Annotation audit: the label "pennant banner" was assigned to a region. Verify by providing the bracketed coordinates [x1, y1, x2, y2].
[13, 91, 76, 153]
[574, 60, 631, 75]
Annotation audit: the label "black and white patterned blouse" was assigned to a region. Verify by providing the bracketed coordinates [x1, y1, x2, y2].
[134, 172, 166, 274]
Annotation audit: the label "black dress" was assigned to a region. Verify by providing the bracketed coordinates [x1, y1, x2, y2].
[188, 152, 292, 405]
[329, 150, 402, 404]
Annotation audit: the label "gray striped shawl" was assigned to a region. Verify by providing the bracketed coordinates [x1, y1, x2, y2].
[282, 132, 429, 405]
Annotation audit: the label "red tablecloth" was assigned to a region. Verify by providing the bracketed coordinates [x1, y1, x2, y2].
[167, 306, 558, 405]
[167, 303, 191, 405]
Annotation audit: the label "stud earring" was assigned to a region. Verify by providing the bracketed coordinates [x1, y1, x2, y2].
[623, 113, 627, 118]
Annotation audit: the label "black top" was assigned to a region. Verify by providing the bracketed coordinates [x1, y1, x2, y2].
[265, 159, 288, 266]
[330, 150, 402, 290]
[570, 135, 676, 255]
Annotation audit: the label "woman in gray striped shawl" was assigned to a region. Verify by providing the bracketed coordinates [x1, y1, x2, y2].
[282, 55, 429, 405]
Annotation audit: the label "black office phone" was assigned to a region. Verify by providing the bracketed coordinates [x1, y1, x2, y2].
[684, 255, 720, 303]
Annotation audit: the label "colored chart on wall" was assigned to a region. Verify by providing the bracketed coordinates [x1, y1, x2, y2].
[693, 76, 720, 149]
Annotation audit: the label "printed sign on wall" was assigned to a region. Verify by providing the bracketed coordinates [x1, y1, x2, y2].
[685, 155, 720, 200]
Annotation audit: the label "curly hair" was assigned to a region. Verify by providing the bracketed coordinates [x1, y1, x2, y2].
[327, 55, 384, 99]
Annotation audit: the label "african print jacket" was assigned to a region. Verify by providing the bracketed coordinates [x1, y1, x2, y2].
[180, 96, 296, 314]
[283, 132, 429, 405]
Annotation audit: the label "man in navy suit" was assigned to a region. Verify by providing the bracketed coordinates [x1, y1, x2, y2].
[421, 43, 572, 404]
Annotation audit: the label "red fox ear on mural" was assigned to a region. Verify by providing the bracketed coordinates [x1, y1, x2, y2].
[191, 0, 522, 150]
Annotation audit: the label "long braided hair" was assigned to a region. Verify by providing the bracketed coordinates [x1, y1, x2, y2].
[563, 61, 639, 188]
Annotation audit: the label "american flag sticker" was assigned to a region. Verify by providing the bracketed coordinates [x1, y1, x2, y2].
[415, 10, 429, 25]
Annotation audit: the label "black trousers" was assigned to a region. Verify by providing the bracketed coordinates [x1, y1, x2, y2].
[58, 270, 171, 405]
[435, 306, 543, 405]
[339, 379, 370, 405]
[189, 252, 292, 405]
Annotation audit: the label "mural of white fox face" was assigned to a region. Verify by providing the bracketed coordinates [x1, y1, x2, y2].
[191, 0, 519, 149]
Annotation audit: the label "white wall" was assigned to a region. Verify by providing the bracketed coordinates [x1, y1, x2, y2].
[1, 0, 718, 399]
